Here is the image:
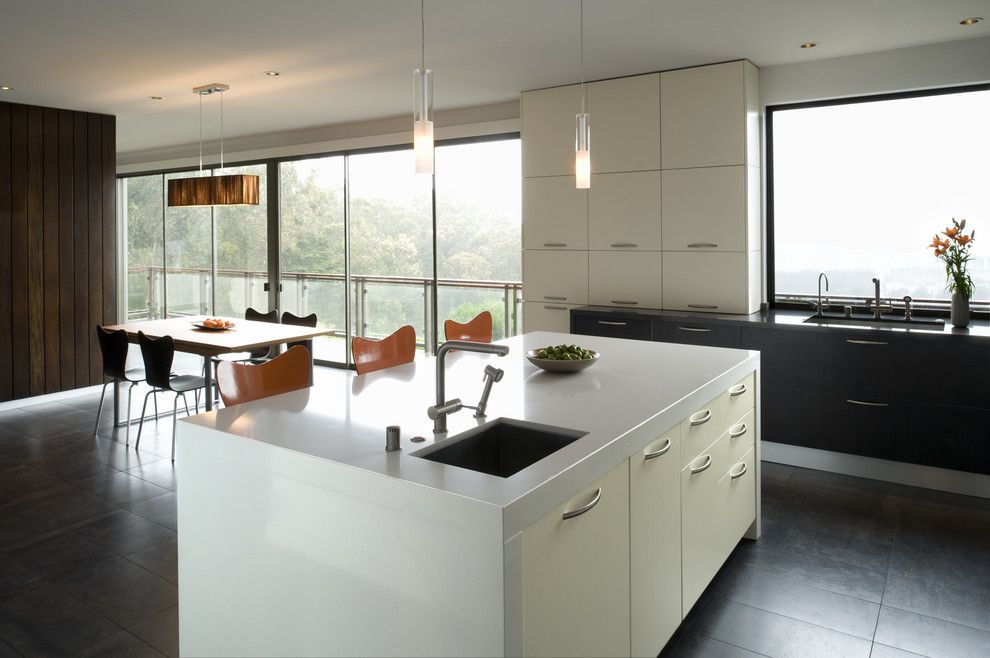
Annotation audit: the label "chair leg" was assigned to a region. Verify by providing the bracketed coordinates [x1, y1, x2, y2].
[135, 390, 155, 450]
[194, 388, 200, 411]
[182, 394, 191, 418]
[125, 383, 136, 446]
[93, 381, 110, 438]
[153, 391, 159, 419]
[171, 393, 182, 462]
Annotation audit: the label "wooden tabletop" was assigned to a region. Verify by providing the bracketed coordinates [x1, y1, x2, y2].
[103, 316, 335, 357]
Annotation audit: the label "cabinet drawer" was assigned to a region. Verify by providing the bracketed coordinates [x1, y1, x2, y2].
[724, 407, 755, 468]
[717, 372, 755, 432]
[588, 171, 661, 251]
[572, 313, 653, 341]
[522, 177, 588, 251]
[523, 302, 576, 334]
[661, 166, 755, 252]
[521, 85, 583, 177]
[719, 446, 757, 552]
[523, 251, 588, 305]
[679, 401, 719, 468]
[587, 73, 661, 173]
[588, 251, 662, 309]
[662, 251, 760, 315]
[654, 320, 741, 348]
[523, 462, 630, 658]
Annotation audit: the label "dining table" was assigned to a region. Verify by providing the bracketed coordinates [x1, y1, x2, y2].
[102, 315, 335, 422]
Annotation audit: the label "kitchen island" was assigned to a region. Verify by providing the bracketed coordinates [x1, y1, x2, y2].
[176, 331, 760, 657]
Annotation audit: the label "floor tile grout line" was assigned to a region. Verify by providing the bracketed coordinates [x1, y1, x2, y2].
[879, 600, 990, 640]
[725, 599, 879, 644]
[736, 551, 888, 606]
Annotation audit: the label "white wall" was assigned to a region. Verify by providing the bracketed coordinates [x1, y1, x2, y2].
[761, 36, 990, 107]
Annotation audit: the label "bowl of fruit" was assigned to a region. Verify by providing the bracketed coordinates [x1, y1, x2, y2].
[192, 317, 235, 331]
[526, 344, 599, 373]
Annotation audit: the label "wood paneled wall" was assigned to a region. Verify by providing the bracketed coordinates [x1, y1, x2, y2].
[0, 101, 116, 402]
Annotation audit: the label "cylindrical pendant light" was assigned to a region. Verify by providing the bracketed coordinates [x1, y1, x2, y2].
[413, 0, 434, 174]
[575, 0, 590, 189]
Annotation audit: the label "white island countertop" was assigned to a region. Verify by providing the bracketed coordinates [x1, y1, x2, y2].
[183, 330, 759, 535]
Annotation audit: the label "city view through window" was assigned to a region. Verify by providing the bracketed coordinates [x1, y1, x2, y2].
[772, 88, 990, 305]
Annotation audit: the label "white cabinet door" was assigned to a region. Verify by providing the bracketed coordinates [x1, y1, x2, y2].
[661, 166, 752, 252]
[523, 176, 588, 250]
[662, 251, 760, 314]
[661, 61, 751, 169]
[631, 428, 682, 657]
[681, 433, 731, 613]
[523, 462, 630, 658]
[720, 446, 757, 550]
[587, 73, 661, 173]
[522, 84, 583, 177]
[523, 251, 588, 305]
[589, 171, 662, 251]
[589, 251, 662, 309]
[522, 301, 574, 333]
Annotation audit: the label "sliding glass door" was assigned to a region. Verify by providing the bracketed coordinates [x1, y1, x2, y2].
[214, 164, 268, 318]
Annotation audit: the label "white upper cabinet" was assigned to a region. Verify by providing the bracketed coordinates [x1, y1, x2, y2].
[523, 250, 588, 306]
[586, 73, 661, 173]
[523, 177, 588, 250]
[589, 171, 661, 251]
[661, 60, 759, 170]
[661, 166, 758, 252]
[589, 251, 662, 309]
[521, 84, 582, 177]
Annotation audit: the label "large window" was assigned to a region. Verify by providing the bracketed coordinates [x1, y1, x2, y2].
[120, 136, 522, 366]
[770, 87, 990, 306]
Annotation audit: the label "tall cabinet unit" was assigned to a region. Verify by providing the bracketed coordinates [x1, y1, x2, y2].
[522, 74, 662, 332]
[521, 60, 762, 331]
[660, 60, 762, 314]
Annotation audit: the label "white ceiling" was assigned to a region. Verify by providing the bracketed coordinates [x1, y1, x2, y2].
[1, 0, 988, 156]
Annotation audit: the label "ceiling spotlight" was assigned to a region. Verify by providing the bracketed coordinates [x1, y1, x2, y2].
[799, 41, 818, 49]
[264, 70, 281, 77]
[147, 95, 163, 100]
[960, 17, 983, 25]
[0, 85, 11, 91]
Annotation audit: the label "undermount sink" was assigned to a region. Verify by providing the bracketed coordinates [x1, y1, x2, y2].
[414, 418, 588, 478]
[803, 313, 945, 328]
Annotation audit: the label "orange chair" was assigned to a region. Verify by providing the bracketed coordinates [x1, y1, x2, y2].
[352, 325, 416, 375]
[444, 311, 493, 344]
[216, 345, 312, 407]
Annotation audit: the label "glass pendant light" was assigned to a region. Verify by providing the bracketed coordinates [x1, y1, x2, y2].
[413, 0, 434, 174]
[575, 0, 590, 189]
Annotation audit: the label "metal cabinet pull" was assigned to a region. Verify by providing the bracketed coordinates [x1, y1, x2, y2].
[845, 339, 887, 346]
[729, 383, 747, 396]
[611, 299, 639, 305]
[730, 462, 748, 479]
[544, 295, 567, 301]
[846, 399, 889, 407]
[678, 326, 711, 333]
[542, 242, 567, 248]
[688, 242, 719, 248]
[688, 304, 719, 310]
[598, 320, 627, 326]
[610, 242, 638, 248]
[644, 437, 672, 460]
[562, 488, 602, 520]
[729, 423, 748, 439]
[543, 305, 567, 311]
[690, 454, 712, 474]
[689, 409, 712, 426]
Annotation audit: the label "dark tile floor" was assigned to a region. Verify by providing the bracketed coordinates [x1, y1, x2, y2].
[3, 389, 990, 657]
[662, 462, 990, 658]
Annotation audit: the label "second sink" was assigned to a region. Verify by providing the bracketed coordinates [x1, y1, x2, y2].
[414, 418, 587, 478]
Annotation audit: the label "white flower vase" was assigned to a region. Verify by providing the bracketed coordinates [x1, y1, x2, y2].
[951, 293, 970, 329]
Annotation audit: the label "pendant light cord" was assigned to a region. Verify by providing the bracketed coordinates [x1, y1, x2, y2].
[420, 0, 426, 70]
[219, 90, 224, 170]
[198, 94, 203, 171]
[579, 0, 586, 113]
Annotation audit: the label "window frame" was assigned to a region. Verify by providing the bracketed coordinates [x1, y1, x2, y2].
[766, 83, 990, 312]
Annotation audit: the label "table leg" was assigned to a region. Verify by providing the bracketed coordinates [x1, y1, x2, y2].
[204, 355, 214, 412]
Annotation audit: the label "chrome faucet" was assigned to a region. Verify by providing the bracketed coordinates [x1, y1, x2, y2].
[872, 277, 882, 320]
[429, 340, 510, 434]
[816, 273, 830, 316]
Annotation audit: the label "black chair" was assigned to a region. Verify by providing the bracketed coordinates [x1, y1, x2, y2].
[135, 332, 208, 461]
[94, 326, 153, 445]
[216, 307, 280, 364]
[281, 311, 318, 353]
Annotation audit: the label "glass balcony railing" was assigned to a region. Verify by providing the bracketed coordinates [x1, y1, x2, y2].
[127, 266, 523, 363]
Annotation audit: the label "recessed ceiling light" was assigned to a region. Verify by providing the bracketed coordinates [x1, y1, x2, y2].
[0, 85, 11, 91]
[147, 95, 163, 100]
[960, 17, 983, 25]
[264, 70, 281, 77]
[799, 41, 818, 49]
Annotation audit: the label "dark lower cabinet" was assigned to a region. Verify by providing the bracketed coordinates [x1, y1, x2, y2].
[573, 307, 990, 475]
